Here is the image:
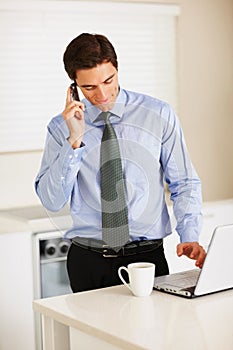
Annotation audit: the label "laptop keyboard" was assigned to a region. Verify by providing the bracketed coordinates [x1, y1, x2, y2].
[167, 269, 200, 288]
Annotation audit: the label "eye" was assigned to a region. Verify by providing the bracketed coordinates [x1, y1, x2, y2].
[84, 86, 96, 91]
[104, 74, 115, 85]
[104, 79, 113, 85]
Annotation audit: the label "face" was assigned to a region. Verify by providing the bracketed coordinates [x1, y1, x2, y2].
[75, 61, 119, 112]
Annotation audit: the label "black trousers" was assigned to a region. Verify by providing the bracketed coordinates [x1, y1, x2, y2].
[67, 242, 169, 293]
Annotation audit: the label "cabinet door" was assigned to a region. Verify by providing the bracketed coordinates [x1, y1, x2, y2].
[0, 231, 36, 350]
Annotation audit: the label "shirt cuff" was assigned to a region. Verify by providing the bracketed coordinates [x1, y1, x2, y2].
[179, 223, 201, 243]
[55, 139, 85, 182]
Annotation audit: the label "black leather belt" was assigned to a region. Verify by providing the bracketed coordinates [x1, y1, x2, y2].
[71, 237, 163, 257]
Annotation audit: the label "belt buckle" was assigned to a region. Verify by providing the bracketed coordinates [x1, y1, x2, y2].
[102, 245, 118, 258]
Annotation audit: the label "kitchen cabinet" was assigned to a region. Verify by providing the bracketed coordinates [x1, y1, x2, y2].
[0, 206, 71, 350]
[0, 228, 35, 350]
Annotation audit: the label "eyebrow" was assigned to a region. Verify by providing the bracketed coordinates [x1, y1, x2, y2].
[80, 73, 116, 88]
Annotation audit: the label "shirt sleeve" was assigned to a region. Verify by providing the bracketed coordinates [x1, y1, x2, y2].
[35, 117, 85, 211]
[160, 104, 202, 243]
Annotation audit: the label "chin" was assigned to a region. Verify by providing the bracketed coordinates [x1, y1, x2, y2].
[97, 102, 115, 112]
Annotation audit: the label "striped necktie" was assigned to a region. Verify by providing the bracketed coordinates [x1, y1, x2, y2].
[100, 112, 130, 251]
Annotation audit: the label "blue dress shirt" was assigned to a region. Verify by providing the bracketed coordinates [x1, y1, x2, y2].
[35, 88, 202, 243]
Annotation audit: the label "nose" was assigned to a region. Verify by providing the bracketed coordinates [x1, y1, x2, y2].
[95, 85, 107, 102]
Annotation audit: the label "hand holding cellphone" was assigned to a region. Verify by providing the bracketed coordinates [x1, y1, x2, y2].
[64, 83, 85, 149]
[70, 82, 80, 101]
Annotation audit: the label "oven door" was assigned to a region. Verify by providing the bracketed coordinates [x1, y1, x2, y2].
[40, 256, 72, 298]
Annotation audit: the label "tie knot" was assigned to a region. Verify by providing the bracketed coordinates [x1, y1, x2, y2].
[100, 111, 111, 124]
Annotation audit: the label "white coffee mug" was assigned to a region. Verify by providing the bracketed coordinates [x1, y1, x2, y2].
[118, 262, 155, 297]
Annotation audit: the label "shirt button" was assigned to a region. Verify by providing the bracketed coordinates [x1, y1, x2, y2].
[69, 155, 73, 159]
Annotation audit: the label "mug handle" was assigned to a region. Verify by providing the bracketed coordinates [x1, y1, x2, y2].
[118, 266, 132, 292]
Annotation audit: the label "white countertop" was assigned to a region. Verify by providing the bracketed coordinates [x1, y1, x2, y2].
[0, 204, 72, 234]
[0, 214, 30, 234]
[33, 285, 233, 350]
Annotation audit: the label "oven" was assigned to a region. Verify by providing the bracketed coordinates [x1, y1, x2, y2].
[32, 230, 72, 350]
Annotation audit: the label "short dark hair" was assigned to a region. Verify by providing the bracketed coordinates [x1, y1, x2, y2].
[63, 33, 118, 80]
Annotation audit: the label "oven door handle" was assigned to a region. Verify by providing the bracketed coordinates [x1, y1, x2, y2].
[40, 256, 67, 264]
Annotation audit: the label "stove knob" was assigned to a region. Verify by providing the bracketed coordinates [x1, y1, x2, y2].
[59, 241, 70, 255]
[45, 243, 57, 257]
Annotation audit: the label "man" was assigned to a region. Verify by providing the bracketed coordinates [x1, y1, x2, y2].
[35, 33, 206, 293]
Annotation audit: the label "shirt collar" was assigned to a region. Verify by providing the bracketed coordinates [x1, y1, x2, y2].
[84, 87, 126, 125]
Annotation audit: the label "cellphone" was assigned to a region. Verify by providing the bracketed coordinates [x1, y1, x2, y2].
[70, 82, 80, 101]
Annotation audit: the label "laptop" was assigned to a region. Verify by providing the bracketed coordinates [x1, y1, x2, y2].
[153, 224, 233, 298]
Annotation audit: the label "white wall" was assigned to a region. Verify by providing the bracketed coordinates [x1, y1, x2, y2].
[0, 151, 42, 209]
[178, 0, 233, 201]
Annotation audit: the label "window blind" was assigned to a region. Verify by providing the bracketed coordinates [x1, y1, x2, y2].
[0, 1, 179, 152]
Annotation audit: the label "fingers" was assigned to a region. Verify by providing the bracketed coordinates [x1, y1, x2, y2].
[65, 86, 72, 106]
[63, 89, 85, 123]
[177, 242, 207, 269]
[188, 244, 200, 259]
[64, 102, 84, 120]
[177, 242, 198, 258]
[177, 243, 190, 257]
[195, 247, 206, 268]
[65, 87, 85, 112]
